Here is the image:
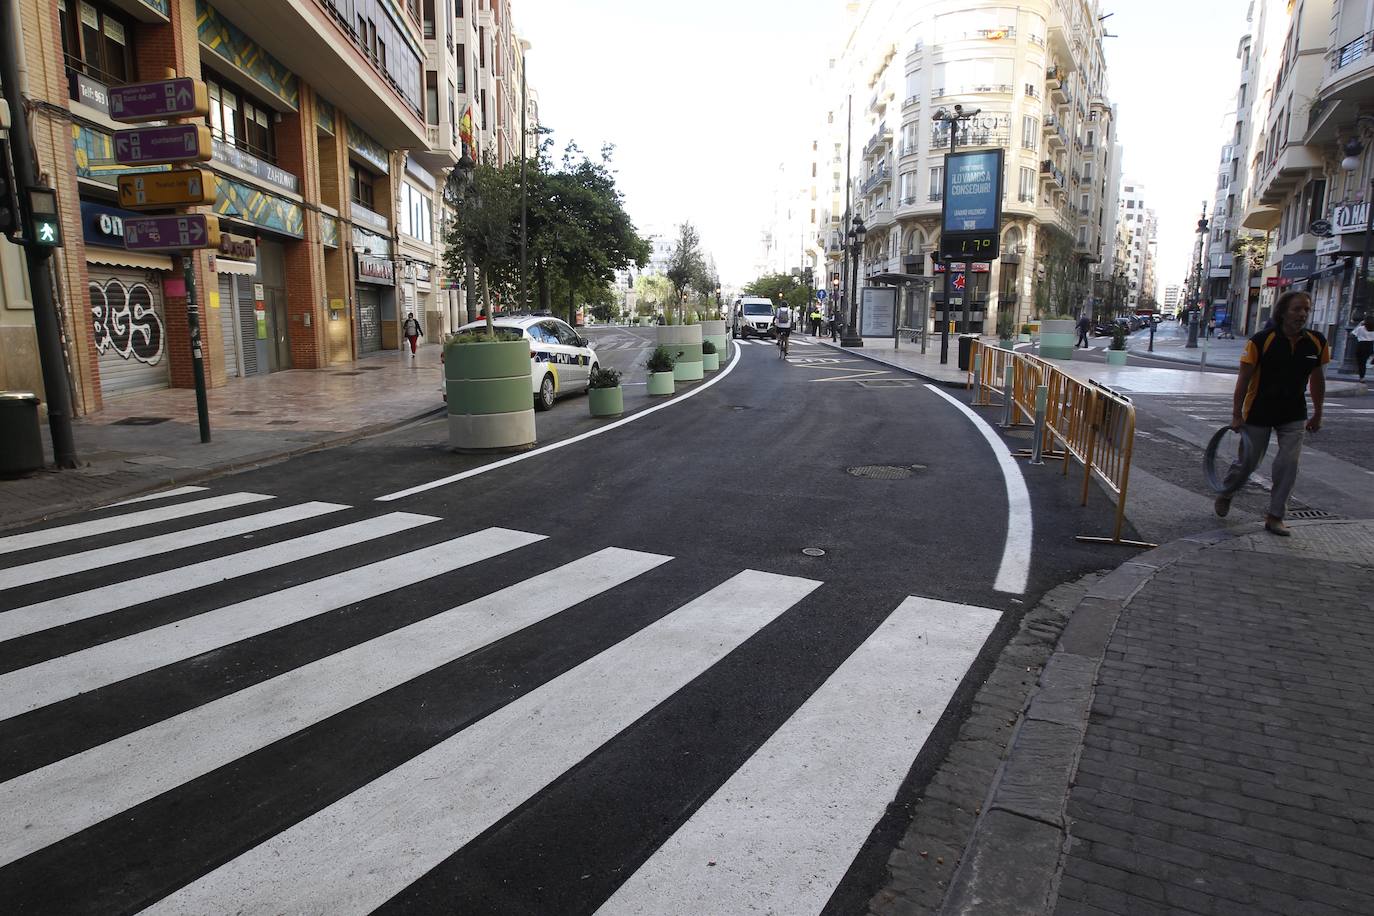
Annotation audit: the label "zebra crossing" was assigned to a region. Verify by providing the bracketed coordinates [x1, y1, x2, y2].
[1143, 394, 1374, 424]
[0, 486, 1002, 914]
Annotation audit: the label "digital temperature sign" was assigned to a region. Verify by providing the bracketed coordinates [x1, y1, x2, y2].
[940, 148, 1004, 261]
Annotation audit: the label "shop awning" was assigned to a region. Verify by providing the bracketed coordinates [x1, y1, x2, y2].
[86, 250, 175, 271]
[215, 258, 257, 277]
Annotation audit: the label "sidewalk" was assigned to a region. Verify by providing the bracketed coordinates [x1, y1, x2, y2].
[0, 344, 444, 530]
[940, 518, 1374, 916]
[1127, 324, 1249, 369]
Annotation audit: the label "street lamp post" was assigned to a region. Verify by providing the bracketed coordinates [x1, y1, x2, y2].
[843, 216, 867, 346]
[1187, 203, 1207, 349]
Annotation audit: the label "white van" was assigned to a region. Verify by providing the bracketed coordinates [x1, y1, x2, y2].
[732, 297, 777, 339]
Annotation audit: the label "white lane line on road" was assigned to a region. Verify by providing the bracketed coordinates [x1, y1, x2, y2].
[0, 541, 662, 870]
[107, 486, 208, 508]
[0, 493, 274, 556]
[0, 520, 516, 722]
[377, 340, 743, 501]
[925, 385, 1032, 593]
[0, 513, 437, 643]
[597, 594, 1001, 916]
[144, 569, 821, 916]
[0, 502, 349, 592]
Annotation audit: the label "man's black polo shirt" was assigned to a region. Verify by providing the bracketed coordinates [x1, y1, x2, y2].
[1240, 327, 1331, 427]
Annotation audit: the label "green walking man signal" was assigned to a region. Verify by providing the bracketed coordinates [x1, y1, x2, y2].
[25, 186, 61, 248]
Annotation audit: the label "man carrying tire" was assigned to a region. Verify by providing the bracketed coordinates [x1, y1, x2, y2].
[1214, 290, 1329, 536]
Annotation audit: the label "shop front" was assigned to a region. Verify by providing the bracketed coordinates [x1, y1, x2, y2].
[356, 253, 395, 353]
[213, 232, 262, 378]
[79, 202, 173, 397]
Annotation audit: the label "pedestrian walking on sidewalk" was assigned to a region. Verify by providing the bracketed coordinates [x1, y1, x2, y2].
[1350, 315, 1374, 380]
[1076, 314, 1091, 348]
[1215, 290, 1329, 536]
[829, 308, 843, 342]
[402, 312, 423, 357]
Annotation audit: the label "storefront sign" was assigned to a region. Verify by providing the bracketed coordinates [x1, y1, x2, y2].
[357, 254, 395, 285]
[80, 201, 143, 247]
[1279, 251, 1316, 278]
[218, 232, 257, 262]
[211, 139, 300, 194]
[69, 72, 110, 115]
[255, 302, 268, 339]
[1317, 235, 1343, 257]
[1332, 203, 1370, 235]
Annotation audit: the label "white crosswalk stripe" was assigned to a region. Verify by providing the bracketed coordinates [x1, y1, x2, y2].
[0, 492, 273, 555]
[0, 494, 1003, 913]
[107, 485, 208, 507]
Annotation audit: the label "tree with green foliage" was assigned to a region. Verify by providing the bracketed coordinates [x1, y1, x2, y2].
[1033, 231, 1079, 318]
[744, 272, 812, 312]
[443, 157, 521, 329]
[665, 222, 713, 324]
[634, 273, 673, 316]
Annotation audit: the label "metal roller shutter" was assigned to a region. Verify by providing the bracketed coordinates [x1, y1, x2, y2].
[89, 266, 171, 397]
[357, 287, 382, 353]
[218, 275, 240, 378]
[237, 278, 260, 375]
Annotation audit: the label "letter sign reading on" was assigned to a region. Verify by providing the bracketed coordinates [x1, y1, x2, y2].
[118, 169, 218, 209]
[939, 148, 1004, 261]
[114, 124, 213, 166]
[108, 78, 209, 123]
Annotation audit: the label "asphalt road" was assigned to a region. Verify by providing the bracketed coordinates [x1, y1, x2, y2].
[0, 326, 1132, 915]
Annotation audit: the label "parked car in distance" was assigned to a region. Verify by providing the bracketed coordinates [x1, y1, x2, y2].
[447, 315, 600, 410]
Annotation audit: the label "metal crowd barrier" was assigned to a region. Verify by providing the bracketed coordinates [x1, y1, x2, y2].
[966, 342, 1153, 549]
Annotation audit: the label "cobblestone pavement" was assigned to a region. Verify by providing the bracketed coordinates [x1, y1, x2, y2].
[936, 519, 1374, 916]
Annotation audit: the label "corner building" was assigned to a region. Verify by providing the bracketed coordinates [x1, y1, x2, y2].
[810, 0, 1117, 333]
[3, 0, 463, 413]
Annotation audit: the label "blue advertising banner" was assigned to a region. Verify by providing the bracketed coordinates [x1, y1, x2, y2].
[943, 149, 1001, 233]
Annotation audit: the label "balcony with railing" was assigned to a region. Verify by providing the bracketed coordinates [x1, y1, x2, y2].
[1322, 28, 1374, 104]
[931, 84, 1014, 100]
[863, 123, 893, 158]
[860, 165, 892, 196]
[1040, 159, 1066, 189]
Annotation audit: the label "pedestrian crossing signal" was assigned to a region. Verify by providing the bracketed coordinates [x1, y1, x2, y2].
[25, 186, 61, 248]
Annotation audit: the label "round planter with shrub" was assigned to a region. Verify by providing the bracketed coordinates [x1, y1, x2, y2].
[646, 345, 676, 396]
[1039, 317, 1077, 360]
[587, 365, 624, 417]
[702, 338, 720, 371]
[444, 330, 536, 451]
[658, 323, 703, 382]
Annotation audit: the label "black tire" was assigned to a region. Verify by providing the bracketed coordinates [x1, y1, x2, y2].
[1204, 424, 1255, 495]
[535, 373, 556, 411]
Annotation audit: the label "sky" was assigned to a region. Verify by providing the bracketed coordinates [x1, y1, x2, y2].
[515, 0, 1252, 290]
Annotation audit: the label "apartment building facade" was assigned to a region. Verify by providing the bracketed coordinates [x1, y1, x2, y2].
[801, 0, 1118, 335]
[0, 0, 537, 414]
[1115, 181, 1156, 310]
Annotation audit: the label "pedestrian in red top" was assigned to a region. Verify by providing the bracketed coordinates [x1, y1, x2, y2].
[402, 312, 423, 357]
[1214, 290, 1329, 536]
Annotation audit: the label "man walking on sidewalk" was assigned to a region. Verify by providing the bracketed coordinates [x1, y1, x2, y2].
[402, 312, 423, 357]
[1076, 314, 1091, 348]
[1215, 290, 1329, 536]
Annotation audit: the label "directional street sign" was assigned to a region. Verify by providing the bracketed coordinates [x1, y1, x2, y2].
[124, 214, 221, 251]
[114, 124, 213, 166]
[108, 78, 209, 123]
[118, 169, 217, 209]
[816, 289, 827, 300]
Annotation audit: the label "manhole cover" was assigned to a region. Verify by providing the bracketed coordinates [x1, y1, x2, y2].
[113, 417, 170, 426]
[1288, 508, 1345, 520]
[847, 464, 921, 480]
[801, 547, 826, 557]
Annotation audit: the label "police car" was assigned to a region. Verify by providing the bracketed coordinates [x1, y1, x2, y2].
[451, 315, 600, 410]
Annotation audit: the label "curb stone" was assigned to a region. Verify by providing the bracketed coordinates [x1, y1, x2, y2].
[0, 405, 445, 533]
[935, 523, 1271, 916]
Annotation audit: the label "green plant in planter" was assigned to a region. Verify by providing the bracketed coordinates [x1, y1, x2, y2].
[1021, 323, 1034, 336]
[645, 346, 676, 373]
[588, 365, 622, 389]
[701, 339, 717, 355]
[1110, 324, 1127, 351]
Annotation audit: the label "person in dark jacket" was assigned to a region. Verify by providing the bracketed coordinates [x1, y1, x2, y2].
[1076, 314, 1092, 348]
[402, 312, 423, 356]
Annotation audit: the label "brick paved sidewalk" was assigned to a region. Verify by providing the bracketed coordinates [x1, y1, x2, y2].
[0, 345, 444, 531]
[942, 519, 1374, 916]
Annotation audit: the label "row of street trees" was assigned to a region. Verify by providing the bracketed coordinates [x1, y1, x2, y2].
[443, 138, 650, 328]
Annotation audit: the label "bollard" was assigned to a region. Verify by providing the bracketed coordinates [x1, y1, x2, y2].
[1200, 332, 1208, 371]
[1030, 385, 1048, 465]
[1001, 364, 1015, 427]
[969, 352, 982, 404]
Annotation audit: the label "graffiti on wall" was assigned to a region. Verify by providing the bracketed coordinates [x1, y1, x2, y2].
[90, 279, 165, 366]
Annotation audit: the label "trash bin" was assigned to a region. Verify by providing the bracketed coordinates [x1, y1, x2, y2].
[957, 334, 978, 371]
[0, 391, 44, 476]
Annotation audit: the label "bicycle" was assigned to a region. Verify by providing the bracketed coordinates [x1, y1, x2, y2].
[777, 329, 790, 359]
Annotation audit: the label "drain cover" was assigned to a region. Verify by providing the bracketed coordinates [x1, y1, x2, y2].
[847, 464, 920, 480]
[113, 416, 170, 426]
[1288, 508, 1344, 520]
[801, 547, 826, 557]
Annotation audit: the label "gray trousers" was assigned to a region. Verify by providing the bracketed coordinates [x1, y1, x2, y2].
[1223, 420, 1305, 519]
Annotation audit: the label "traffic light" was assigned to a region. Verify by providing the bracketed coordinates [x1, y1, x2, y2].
[0, 138, 20, 239]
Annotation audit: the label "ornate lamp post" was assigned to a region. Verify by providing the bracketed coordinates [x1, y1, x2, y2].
[1187, 203, 1207, 348]
[843, 215, 867, 346]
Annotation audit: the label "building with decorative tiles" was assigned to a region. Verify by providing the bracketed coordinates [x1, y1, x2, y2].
[0, 0, 536, 415]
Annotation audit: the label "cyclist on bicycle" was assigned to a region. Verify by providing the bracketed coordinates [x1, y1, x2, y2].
[773, 301, 794, 353]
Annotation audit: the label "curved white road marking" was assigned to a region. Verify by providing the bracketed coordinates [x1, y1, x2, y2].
[377, 341, 743, 501]
[925, 385, 1031, 594]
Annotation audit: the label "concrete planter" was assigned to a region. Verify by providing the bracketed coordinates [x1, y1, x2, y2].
[647, 371, 675, 396]
[1106, 349, 1128, 366]
[588, 386, 624, 418]
[702, 351, 720, 372]
[701, 319, 729, 365]
[1040, 319, 1077, 360]
[445, 338, 536, 452]
[659, 324, 704, 382]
